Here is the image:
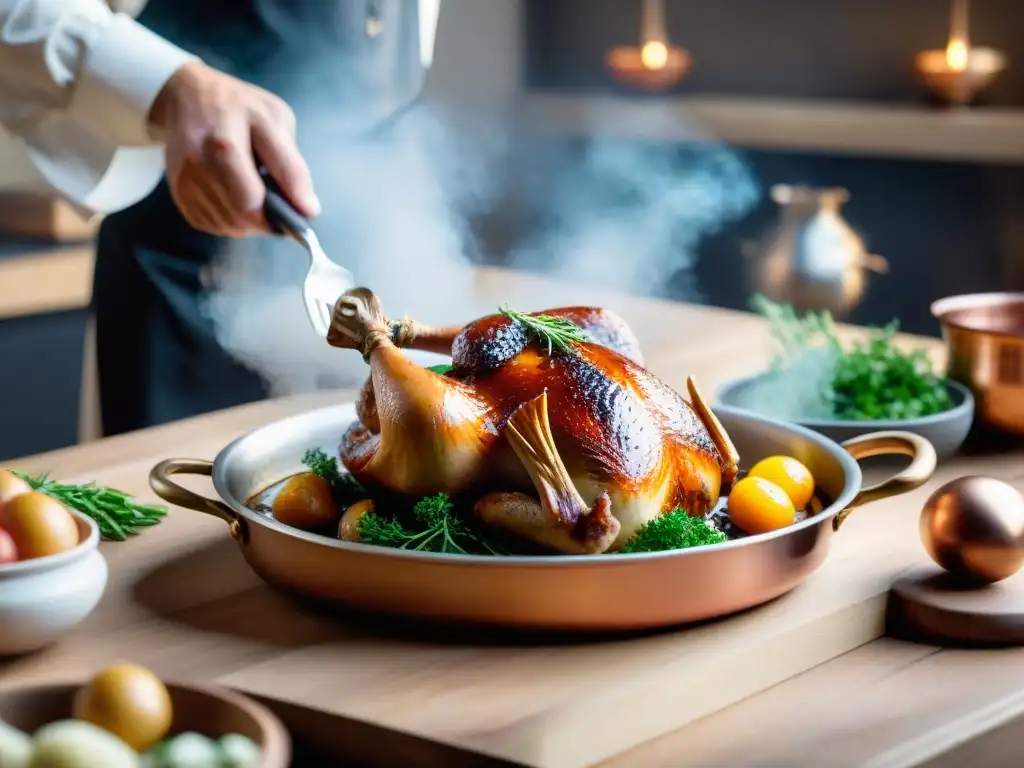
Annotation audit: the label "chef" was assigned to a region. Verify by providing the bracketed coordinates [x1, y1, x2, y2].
[0, 0, 440, 435]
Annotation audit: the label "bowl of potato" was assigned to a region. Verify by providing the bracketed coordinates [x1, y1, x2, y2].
[0, 471, 108, 656]
[0, 662, 290, 767]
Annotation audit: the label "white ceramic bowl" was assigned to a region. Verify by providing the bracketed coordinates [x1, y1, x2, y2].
[0, 510, 107, 656]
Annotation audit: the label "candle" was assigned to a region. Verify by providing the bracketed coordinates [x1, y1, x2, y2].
[912, 0, 1006, 106]
[946, 0, 970, 71]
[640, 0, 667, 48]
[606, 0, 691, 90]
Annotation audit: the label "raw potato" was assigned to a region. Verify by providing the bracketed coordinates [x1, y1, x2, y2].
[0, 492, 78, 560]
[0, 524, 18, 564]
[27, 720, 138, 768]
[218, 733, 261, 768]
[0, 721, 33, 768]
[0, 469, 30, 509]
[73, 664, 173, 752]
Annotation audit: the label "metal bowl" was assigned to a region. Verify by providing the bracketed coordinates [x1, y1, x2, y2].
[150, 403, 936, 632]
[932, 292, 1024, 436]
[714, 373, 974, 461]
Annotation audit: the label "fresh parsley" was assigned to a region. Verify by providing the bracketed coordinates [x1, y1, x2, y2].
[751, 294, 953, 421]
[356, 493, 507, 555]
[619, 509, 727, 553]
[301, 448, 364, 499]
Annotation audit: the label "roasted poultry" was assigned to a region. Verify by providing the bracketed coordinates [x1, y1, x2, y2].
[328, 288, 739, 555]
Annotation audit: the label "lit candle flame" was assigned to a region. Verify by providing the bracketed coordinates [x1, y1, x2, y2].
[641, 40, 668, 70]
[946, 37, 969, 71]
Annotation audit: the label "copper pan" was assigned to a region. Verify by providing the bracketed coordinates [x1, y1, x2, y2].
[149, 403, 936, 631]
[932, 292, 1024, 436]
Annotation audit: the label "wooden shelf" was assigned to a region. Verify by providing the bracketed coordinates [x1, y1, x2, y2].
[517, 92, 1024, 164]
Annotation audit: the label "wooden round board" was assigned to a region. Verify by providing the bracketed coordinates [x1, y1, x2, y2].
[888, 565, 1024, 646]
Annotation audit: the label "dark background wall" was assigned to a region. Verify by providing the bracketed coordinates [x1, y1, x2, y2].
[507, 0, 1024, 339]
[524, 0, 1024, 105]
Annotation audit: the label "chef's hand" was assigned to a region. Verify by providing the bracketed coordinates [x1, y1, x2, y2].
[148, 61, 321, 237]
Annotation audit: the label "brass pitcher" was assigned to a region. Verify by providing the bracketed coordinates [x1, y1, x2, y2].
[745, 185, 888, 317]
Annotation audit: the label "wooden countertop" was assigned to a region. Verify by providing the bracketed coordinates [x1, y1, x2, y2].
[3, 268, 1023, 766]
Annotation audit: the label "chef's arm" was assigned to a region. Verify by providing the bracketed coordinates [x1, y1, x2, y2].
[0, 0, 197, 212]
[0, 0, 318, 234]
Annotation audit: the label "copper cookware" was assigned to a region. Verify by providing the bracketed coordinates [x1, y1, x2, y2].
[149, 403, 936, 631]
[931, 292, 1024, 436]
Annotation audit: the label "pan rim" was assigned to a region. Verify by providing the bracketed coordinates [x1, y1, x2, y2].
[208, 402, 861, 567]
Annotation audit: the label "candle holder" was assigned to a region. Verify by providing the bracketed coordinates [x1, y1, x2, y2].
[606, 0, 691, 92]
[913, 0, 1006, 106]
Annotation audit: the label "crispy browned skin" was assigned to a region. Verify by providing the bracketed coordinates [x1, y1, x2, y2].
[337, 300, 728, 551]
[353, 306, 643, 433]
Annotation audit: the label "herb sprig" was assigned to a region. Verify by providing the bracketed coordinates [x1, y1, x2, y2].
[357, 493, 507, 555]
[751, 294, 953, 421]
[301, 448, 364, 499]
[499, 306, 588, 355]
[13, 471, 167, 541]
[619, 509, 727, 553]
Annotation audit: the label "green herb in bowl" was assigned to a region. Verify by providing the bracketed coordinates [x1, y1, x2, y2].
[751, 295, 954, 421]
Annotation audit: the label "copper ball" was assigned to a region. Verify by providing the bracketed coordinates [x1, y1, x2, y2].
[920, 475, 1024, 584]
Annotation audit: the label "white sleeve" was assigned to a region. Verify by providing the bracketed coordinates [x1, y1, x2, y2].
[0, 0, 198, 213]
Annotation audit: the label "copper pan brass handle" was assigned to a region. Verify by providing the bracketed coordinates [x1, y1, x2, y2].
[150, 459, 247, 542]
[832, 431, 937, 532]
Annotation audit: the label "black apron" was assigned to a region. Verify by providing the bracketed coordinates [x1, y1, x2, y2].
[92, 0, 425, 436]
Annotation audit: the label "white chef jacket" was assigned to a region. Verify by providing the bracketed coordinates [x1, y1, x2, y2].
[0, 0, 441, 214]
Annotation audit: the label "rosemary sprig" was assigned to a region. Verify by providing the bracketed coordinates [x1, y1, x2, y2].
[498, 306, 588, 355]
[12, 471, 168, 542]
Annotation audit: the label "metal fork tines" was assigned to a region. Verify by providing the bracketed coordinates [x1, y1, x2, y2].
[260, 168, 354, 337]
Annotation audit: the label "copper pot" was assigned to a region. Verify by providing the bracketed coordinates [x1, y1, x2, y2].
[931, 293, 1024, 436]
[149, 403, 936, 631]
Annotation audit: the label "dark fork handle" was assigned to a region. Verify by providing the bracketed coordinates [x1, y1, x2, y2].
[259, 166, 311, 239]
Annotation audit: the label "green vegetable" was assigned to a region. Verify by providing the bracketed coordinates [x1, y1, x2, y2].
[357, 493, 506, 555]
[751, 294, 953, 421]
[426, 363, 453, 375]
[218, 734, 261, 768]
[301, 448, 364, 498]
[498, 306, 588, 355]
[13, 472, 167, 542]
[619, 509, 727, 553]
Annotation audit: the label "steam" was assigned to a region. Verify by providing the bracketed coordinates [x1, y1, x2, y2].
[205, 105, 499, 395]
[507, 113, 759, 299]
[204, 99, 759, 397]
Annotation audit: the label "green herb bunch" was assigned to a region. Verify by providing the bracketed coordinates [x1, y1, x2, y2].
[301, 448, 364, 500]
[619, 509, 727, 553]
[14, 471, 167, 541]
[357, 493, 507, 555]
[750, 294, 953, 421]
[498, 306, 588, 355]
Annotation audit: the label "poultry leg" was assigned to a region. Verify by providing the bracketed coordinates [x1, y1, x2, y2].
[331, 289, 495, 495]
[474, 391, 621, 555]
